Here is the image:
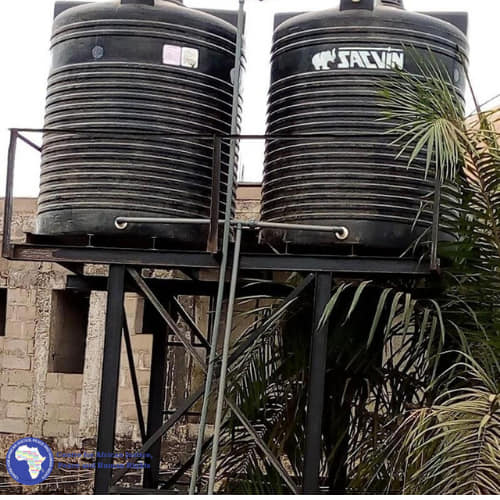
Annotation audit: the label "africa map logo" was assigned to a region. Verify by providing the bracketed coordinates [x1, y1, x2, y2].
[6, 437, 54, 485]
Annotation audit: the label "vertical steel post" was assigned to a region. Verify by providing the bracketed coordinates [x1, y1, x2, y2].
[303, 272, 332, 494]
[207, 224, 243, 494]
[207, 137, 222, 254]
[94, 265, 126, 494]
[143, 302, 169, 489]
[2, 130, 17, 258]
[189, 0, 245, 493]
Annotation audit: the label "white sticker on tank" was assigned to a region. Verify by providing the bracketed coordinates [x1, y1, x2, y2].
[312, 46, 405, 71]
[162, 45, 199, 69]
[181, 47, 199, 69]
[163, 45, 182, 66]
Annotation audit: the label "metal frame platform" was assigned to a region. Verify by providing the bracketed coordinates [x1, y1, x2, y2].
[1, 0, 443, 488]
[1, 126, 441, 495]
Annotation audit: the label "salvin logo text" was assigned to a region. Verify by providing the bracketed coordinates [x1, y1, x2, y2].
[312, 47, 405, 71]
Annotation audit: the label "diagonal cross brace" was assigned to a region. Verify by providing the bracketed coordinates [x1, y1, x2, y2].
[112, 388, 204, 484]
[171, 296, 210, 349]
[128, 268, 207, 369]
[119, 270, 314, 492]
[123, 316, 147, 444]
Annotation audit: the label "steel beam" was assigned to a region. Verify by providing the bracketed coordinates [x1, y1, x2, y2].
[66, 275, 293, 298]
[239, 254, 432, 276]
[11, 245, 220, 269]
[94, 265, 126, 494]
[11, 244, 433, 276]
[303, 272, 333, 494]
[128, 268, 206, 369]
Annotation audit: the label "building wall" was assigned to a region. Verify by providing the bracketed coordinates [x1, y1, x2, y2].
[0, 186, 262, 454]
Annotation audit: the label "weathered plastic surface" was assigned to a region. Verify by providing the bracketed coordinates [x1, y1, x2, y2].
[37, 0, 242, 246]
[261, 0, 468, 251]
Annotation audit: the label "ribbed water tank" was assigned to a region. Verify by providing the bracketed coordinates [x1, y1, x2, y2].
[261, 0, 468, 252]
[36, 0, 242, 247]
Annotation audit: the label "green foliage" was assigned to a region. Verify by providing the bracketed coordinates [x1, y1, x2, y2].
[363, 360, 499, 494]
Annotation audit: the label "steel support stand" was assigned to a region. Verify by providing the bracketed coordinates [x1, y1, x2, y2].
[303, 272, 333, 494]
[143, 302, 170, 489]
[94, 265, 126, 494]
[109, 275, 313, 491]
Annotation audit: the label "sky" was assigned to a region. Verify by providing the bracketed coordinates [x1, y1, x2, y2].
[1, 0, 499, 197]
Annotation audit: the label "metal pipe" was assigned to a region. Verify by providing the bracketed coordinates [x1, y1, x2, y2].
[247, 220, 349, 240]
[115, 217, 349, 241]
[189, 0, 246, 492]
[2, 131, 17, 258]
[207, 224, 243, 494]
[11, 127, 400, 140]
[207, 137, 222, 253]
[115, 217, 209, 229]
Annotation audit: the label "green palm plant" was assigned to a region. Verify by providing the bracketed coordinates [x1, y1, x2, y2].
[348, 54, 500, 494]
[359, 358, 499, 494]
[202, 54, 499, 494]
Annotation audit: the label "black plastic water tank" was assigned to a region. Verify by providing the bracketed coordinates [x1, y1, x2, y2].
[36, 0, 242, 247]
[260, 0, 468, 252]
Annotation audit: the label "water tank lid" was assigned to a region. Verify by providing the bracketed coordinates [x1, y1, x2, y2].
[340, 0, 374, 11]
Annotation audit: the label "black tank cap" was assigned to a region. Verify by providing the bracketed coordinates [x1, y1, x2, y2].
[120, 0, 184, 4]
[340, 0, 374, 11]
[121, 0, 155, 5]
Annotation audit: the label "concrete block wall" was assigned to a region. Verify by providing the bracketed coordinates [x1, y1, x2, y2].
[0, 187, 262, 453]
[0, 199, 70, 446]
